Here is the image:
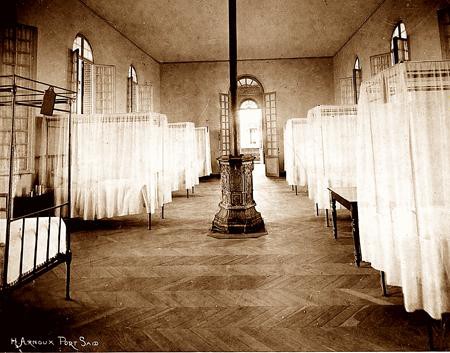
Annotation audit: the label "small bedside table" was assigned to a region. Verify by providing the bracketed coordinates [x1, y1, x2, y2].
[13, 190, 55, 218]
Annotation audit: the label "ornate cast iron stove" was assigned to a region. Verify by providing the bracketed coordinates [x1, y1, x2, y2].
[210, 154, 266, 238]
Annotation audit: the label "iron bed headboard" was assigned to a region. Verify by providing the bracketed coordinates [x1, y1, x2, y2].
[0, 74, 76, 299]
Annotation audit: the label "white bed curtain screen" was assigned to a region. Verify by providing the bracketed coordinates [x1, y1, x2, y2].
[167, 122, 199, 191]
[306, 105, 358, 209]
[158, 114, 173, 206]
[284, 118, 308, 187]
[195, 127, 212, 177]
[70, 113, 170, 220]
[357, 60, 450, 320]
[37, 115, 70, 216]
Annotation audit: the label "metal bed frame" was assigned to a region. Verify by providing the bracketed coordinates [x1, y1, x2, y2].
[0, 74, 75, 299]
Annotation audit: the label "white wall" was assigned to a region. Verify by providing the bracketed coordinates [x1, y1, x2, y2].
[16, 0, 161, 112]
[333, 0, 449, 102]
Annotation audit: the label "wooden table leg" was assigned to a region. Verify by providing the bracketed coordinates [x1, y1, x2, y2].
[380, 270, 388, 296]
[350, 205, 361, 267]
[331, 197, 338, 239]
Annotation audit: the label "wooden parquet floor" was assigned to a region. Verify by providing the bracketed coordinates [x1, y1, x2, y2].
[0, 167, 437, 351]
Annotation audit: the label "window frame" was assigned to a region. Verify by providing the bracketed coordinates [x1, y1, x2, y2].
[127, 64, 138, 113]
[73, 34, 94, 114]
[390, 22, 409, 65]
[438, 7, 450, 60]
[352, 56, 362, 104]
[240, 99, 259, 110]
[0, 24, 38, 175]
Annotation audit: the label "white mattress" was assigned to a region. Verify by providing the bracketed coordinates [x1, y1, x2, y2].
[0, 217, 67, 285]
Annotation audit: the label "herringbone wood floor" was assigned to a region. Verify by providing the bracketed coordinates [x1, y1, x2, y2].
[0, 167, 436, 351]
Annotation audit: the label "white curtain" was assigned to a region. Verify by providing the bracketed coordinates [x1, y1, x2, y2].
[167, 122, 199, 191]
[284, 118, 308, 187]
[195, 127, 212, 177]
[306, 105, 358, 209]
[357, 60, 450, 320]
[70, 113, 170, 220]
[41, 115, 70, 217]
[158, 114, 173, 206]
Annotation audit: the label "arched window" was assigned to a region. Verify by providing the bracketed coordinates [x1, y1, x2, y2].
[73, 34, 93, 62]
[353, 56, 362, 103]
[239, 99, 261, 148]
[72, 34, 94, 113]
[240, 99, 258, 109]
[354, 57, 361, 71]
[238, 77, 260, 87]
[71, 34, 115, 114]
[128, 65, 138, 83]
[438, 7, 450, 59]
[391, 22, 409, 65]
[127, 65, 138, 112]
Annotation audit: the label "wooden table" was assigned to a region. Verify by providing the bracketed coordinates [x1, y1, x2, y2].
[328, 187, 362, 267]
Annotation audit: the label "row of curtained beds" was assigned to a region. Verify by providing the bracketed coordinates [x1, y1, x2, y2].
[48, 114, 212, 222]
[0, 74, 213, 298]
[284, 60, 450, 322]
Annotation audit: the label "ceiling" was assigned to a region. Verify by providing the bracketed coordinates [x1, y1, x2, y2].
[81, 0, 385, 63]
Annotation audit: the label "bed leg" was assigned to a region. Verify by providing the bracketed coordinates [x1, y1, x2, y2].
[427, 314, 448, 351]
[148, 213, 151, 230]
[186, 189, 189, 198]
[161, 205, 165, 219]
[380, 271, 388, 297]
[295, 185, 298, 195]
[291, 185, 294, 191]
[65, 251, 72, 301]
[192, 186, 195, 195]
[325, 208, 329, 227]
[315, 203, 319, 216]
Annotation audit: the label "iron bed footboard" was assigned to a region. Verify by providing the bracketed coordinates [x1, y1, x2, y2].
[0, 200, 72, 300]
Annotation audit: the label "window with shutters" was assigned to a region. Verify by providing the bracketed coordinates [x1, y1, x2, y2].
[391, 22, 409, 65]
[353, 57, 362, 104]
[138, 83, 153, 112]
[264, 92, 278, 158]
[438, 7, 450, 60]
[80, 61, 115, 114]
[340, 77, 354, 105]
[0, 24, 37, 173]
[72, 34, 93, 114]
[127, 65, 138, 113]
[219, 93, 230, 156]
[370, 52, 391, 76]
[92, 64, 115, 114]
